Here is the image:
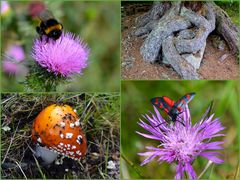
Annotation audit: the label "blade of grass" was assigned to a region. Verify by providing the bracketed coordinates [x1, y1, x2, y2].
[234, 158, 239, 180]
[12, 159, 27, 179]
[105, 135, 110, 175]
[121, 153, 145, 178]
[32, 155, 46, 179]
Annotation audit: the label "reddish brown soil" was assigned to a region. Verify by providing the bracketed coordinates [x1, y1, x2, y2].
[121, 14, 239, 80]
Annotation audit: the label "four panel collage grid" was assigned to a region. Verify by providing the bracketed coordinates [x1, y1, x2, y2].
[1, 0, 239, 179]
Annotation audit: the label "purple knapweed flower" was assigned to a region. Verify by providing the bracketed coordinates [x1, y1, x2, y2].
[136, 105, 225, 180]
[32, 32, 89, 77]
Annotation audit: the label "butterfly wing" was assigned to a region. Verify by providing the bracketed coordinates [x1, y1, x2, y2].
[175, 92, 196, 111]
[151, 96, 175, 114]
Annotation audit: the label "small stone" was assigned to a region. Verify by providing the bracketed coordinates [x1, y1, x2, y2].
[218, 54, 230, 62]
[211, 35, 226, 51]
[161, 73, 170, 79]
[122, 57, 135, 69]
[107, 160, 116, 170]
[181, 41, 206, 69]
[217, 41, 226, 51]
[2, 126, 11, 132]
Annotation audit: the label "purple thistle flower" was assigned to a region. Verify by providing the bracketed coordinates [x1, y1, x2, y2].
[32, 32, 89, 77]
[136, 105, 225, 180]
[4, 44, 25, 62]
[3, 44, 27, 75]
[3, 61, 18, 74]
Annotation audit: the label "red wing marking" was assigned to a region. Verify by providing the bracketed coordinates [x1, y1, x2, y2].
[162, 96, 175, 107]
[175, 93, 196, 109]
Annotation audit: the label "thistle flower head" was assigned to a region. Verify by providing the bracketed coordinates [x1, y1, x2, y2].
[137, 105, 225, 180]
[5, 44, 25, 62]
[32, 32, 89, 77]
[3, 44, 27, 74]
[3, 61, 18, 74]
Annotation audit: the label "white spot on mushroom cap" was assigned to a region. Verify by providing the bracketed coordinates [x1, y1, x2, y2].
[57, 143, 65, 149]
[75, 120, 80, 126]
[66, 133, 73, 139]
[76, 150, 82, 156]
[70, 123, 75, 128]
[60, 122, 65, 127]
[72, 145, 76, 149]
[60, 134, 64, 138]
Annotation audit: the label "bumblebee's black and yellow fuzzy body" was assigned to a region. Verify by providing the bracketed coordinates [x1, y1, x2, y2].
[36, 10, 63, 40]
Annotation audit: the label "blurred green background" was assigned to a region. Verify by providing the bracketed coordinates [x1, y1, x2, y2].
[1, 0, 120, 92]
[121, 80, 239, 179]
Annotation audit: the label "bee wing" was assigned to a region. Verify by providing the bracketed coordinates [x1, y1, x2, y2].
[37, 10, 55, 21]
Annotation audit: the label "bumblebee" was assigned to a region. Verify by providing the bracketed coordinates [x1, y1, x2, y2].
[36, 10, 63, 40]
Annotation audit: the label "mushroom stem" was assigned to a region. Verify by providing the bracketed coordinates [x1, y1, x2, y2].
[35, 145, 58, 164]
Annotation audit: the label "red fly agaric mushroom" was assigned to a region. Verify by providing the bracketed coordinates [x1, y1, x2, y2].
[32, 104, 87, 163]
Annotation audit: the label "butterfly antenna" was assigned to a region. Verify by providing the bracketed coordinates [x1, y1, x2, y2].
[154, 121, 168, 128]
[175, 120, 185, 127]
[174, 111, 185, 127]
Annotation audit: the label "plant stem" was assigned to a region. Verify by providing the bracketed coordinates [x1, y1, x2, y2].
[197, 160, 213, 179]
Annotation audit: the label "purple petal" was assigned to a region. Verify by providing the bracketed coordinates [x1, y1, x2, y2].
[145, 146, 162, 151]
[183, 105, 191, 127]
[138, 151, 157, 156]
[175, 163, 184, 180]
[201, 141, 224, 150]
[145, 114, 158, 125]
[184, 162, 197, 180]
[136, 131, 162, 141]
[199, 152, 224, 164]
[153, 106, 163, 121]
[196, 119, 225, 141]
[137, 120, 160, 135]
[139, 154, 158, 166]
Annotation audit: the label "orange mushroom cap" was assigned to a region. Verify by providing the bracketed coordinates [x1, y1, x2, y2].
[32, 104, 87, 160]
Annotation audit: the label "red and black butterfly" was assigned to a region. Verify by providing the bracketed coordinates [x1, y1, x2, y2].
[151, 93, 196, 126]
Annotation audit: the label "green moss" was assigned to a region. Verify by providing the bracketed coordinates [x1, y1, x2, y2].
[215, 1, 239, 26]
